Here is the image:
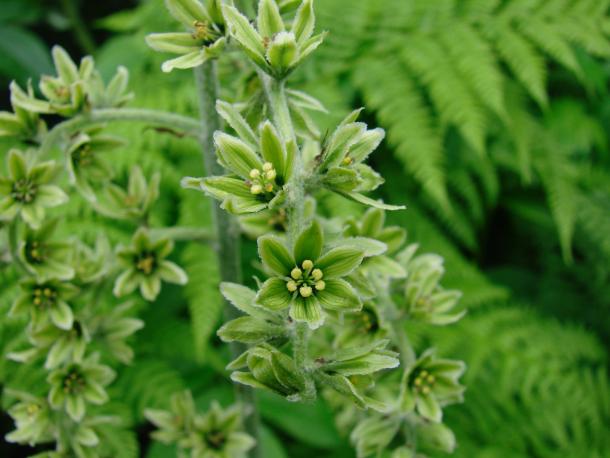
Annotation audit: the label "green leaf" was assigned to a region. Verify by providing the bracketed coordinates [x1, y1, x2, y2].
[291, 0, 315, 46]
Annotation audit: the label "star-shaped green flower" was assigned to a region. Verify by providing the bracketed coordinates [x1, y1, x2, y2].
[47, 354, 115, 422]
[183, 112, 293, 215]
[17, 220, 74, 281]
[0, 150, 67, 229]
[146, 0, 226, 73]
[256, 220, 364, 329]
[399, 349, 465, 423]
[10, 278, 78, 331]
[114, 229, 188, 301]
[5, 392, 55, 446]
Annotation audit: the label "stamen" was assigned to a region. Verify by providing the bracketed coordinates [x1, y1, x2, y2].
[299, 285, 312, 297]
[286, 280, 298, 292]
[302, 260, 313, 270]
[311, 268, 323, 280]
[262, 162, 273, 172]
[249, 169, 261, 179]
[291, 268, 302, 279]
[250, 184, 263, 195]
[314, 280, 325, 291]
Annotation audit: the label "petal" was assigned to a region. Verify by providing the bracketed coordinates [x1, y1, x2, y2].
[75, 426, 99, 447]
[316, 278, 362, 312]
[416, 392, 442, 423]
[66, 395, 86, 421]
[113, 269, 139, 297]
[29, 160, 56, 183]
[161, 50, 208, 73]
[256, 278, 292, 310]
[7, 149, 27, 180]
[293, 219, 323, 265]
[48, 385, 65, 408]
[140, 275, 161, 301]
[50, 301, 74, 330]
[84, 381, 108, 404]
[0, 197, 19, 220]
[20, 204, 45, 229]
[158, 261, 188, 285]
[259, 121, 286, 178]
[289, 296, 324, 330]
[316, 246, 364, 278]
[214, 132, 262, 178]
[36, 185, 68, 207]
[258, 235, 294, 275]
[200, 176, 252, 199]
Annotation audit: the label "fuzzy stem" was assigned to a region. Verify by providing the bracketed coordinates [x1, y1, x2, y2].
[194, 62, 261, 456]
[260, 73, 314, 397]
[38, 108, 201, 156]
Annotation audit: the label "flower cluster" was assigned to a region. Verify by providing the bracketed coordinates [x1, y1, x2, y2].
[145, 391, 255, 458]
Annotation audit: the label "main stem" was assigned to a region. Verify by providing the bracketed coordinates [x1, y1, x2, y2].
[260, 73, 313, 394]
[193, 62, 260, 456]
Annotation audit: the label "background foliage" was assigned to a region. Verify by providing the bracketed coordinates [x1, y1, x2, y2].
[1, 0, 609, 456]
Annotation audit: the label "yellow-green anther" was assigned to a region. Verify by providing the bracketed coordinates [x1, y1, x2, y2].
[342, 156, 353, 166]
[249, 169, 261, 179]
[299, 285, 313, 297]
[265, 169, 277, 180]
[250, 184, 263, 195]
[265, 183, 274, 192]
[315, 280, 325, 291]
[286, 280, 298, 292]
[421, 385, 431, 395]
[312, 268, 323, 280]
[427, 375, 435, 384]
[414, 377, 422, 386]
[420, 370, 428, 377]
[302, 259, 313, 270]
[262, 162, 273, 172]
[291, 267, 302, 279]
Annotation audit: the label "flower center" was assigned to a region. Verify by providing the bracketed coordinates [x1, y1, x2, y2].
[342, 156, 353, 166]
[62, 369, 86, 394]
[26, 241, 46, 264]
[204, 429, 226, 450]
[411, 369, 436, 395]
[136, 252, 157, 275]
[286, 260, 325, 298]
[73, 144, 93, 167]
[32, 286, 58, 308]
[249, 162, 277, 195]
[360, 305, 379, 333]
[11, 179, 37, 204]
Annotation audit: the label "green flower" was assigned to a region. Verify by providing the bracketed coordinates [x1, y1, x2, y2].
[146, 0, 227, 73]
[228, 344, 307, 400]
[10, 278, 78, 330]
[5, 391, 55, 446]
[114, 229, 188, 301]
[317, 110, 404, 211]
[72, 235, 111, 284]
[335, 302, 388, 347]
[97, 166, 160, 221]
[1, 82, 47, 141]
[48, 354, 115, 421]
[33, 321, 90, 369]
[222, 0, 325, 79]
[18, 219, 75, 280]
[183, 111, 293, 215]
[146, 392, 255, 458]
[0, 150, 68, 229]
[399, 349, 465, 423]
[66, 130, 123, 201]
[256, 220, 365, 329]
[89, 301, 144, 364]
[145, 390, 197, 445]
[397, 246, 466, 325]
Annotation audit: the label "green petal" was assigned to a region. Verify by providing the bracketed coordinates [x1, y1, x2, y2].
[361, 208, 385, 236]
[316, 246, 364, 278]
[146, 32, 203, 54]
[214, 132, 262, 178]
[29, 160, 56, 183]
[256, 278, 292, 310]
[140, 275, 161, 301]
[316, 278, 362, 312]
[66, 395, 86, 421]
[158, 261, 188, 285]
[83, 382, 108, 404]
[293, 219, 323, 265]
[259, 121, 286, 177]
[7, 150, 27, 180]
[335, 190, 406, 211]
[161, 50, 208, 73]
[75, 426, 99, 447]
[258, 235, 294, 275]
[349, 128, 385, 163]
[289, 296, 324, 329]
[377, 226, 407, 254]
[0, 197, 19, 220]
[20, 204, 45, 229]
[113, 269, 140, 297]
[50, 301, 74, 330]
[222, 195, 268, 214]
[36, 185, 68, 207]
[45, 338, 72, 369]
[9, 294, 30, 317]
[257, 0, 285, 37]
[416, 392, 442, 423]
[201, 176, 252, 199]
[48, 385, 65, 408]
